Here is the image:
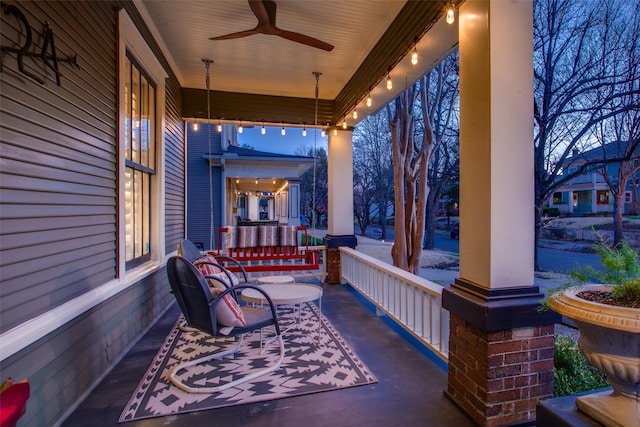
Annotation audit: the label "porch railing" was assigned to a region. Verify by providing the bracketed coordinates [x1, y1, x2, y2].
[339, 247, 449, 362]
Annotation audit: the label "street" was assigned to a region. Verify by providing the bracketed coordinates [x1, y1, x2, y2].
[361, 225, 604, 273]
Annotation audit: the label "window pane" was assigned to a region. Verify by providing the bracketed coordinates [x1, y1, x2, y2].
[134, 170, 143, 258]
[131, 66, 140, 163]
[148, 84, 155, 170]
[141, 75, 149, 167]
[125, 167, 134, 261]
[125, 57, 132, 161]
[142, 172, 150, 255]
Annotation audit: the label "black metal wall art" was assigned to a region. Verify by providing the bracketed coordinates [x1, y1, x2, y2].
[1, 2, 78, 86]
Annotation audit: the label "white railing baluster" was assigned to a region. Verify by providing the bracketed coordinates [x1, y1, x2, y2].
[339, 247, 449, 362]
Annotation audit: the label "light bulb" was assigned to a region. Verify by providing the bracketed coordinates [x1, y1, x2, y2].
[236, 178, 239, 184]
[366, 95, 372, 108]
[353, 109, 358, 119]
[343, 118, 347, 129]
[446, 5, 455, 24]
[238, 124, 243, 133]
[255, 179, 258, 184]
[333, 128, 337, 136]
[261, 124, 266, 135]
[217, 122, 222, 132]
[411, 47, 418, 65]
[192, 122, 198, 131]
[272, 179, 276, 185]
[321, 129, 326, 137]
[386, 74, 392, 90]
[302, 127, 307, 137]
[281, 126, 286, 136]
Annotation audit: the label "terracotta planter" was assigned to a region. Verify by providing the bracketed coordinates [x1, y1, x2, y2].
[548, 284, 640, 427]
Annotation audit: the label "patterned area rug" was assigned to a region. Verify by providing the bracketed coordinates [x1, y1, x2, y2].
[119, 302, 376, 422]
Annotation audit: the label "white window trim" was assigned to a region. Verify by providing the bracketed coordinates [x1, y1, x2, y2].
[0, 10, 170, 362]
[118, 9, 168, 276]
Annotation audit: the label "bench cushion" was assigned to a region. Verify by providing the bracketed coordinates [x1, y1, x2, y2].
[259, 225, 279, 246]
[238, 226, 259, 248]
[279, 225, 298, 246]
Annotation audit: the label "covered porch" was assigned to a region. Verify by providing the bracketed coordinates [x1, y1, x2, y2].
[0, 1, 567, 426]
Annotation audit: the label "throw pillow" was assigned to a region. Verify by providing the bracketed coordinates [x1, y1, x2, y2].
[210, 286, 246, 329]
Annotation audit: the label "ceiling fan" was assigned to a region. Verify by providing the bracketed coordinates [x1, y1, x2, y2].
[209, 0, 334, 52]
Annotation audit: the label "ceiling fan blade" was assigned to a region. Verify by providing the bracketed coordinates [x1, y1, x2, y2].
[248, 0, 276, 26]
[276, 29, 334, 52]
[209, 29, 260, 41]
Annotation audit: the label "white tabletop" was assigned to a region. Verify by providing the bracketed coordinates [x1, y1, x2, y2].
[256, 275, 295, 285]
[241, 283, 322, 305]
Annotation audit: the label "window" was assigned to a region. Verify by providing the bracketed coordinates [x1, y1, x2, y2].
[124, 54, 155, 269]
[597, 190, 609, 205]
[552, 192, 563, 204]
[625, 191, 632, 203]
[118, 9, 167, 276]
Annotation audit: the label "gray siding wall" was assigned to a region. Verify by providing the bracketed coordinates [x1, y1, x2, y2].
[0, 1, 184, 425]
[186, 124, 222, 251]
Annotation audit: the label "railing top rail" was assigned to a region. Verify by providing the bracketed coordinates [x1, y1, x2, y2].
[339, 246, 445, 296]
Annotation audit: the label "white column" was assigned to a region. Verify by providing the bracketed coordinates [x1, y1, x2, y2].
[327, 129, 354, 236]
[459, 0, 534, 289]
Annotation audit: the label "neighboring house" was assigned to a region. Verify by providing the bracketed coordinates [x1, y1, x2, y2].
[549, 142, 640, 215]
[185, 123, 314, 251]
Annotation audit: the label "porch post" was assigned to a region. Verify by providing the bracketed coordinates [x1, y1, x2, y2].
[442, 1, 560, 426]
[323, 128, 357, 284]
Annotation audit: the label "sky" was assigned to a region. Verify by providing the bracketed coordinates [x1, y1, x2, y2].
[237, 125, 328, 155]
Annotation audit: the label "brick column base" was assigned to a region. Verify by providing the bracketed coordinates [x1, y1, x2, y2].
[446, 314, 555, 426]
[322, 234, 358, 285]
[326, 248, 341, 284]
[442, 279, 561, 426]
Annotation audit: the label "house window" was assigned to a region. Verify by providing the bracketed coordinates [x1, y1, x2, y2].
[552, 192, 563, 204]
[625, 191, 632, 203]
[124, 54, 155, 268]
[118, 9, 167, 276]
[597, 190, 609, 205]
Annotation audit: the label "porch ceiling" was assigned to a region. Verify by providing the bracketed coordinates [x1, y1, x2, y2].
[136, 0, 459, 128]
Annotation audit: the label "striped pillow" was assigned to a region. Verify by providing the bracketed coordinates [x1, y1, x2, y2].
[225, 226, 238, 249]
[259, 226, 279, 246]
[279, 226, 298, 246]
[238, 226, 258, 248]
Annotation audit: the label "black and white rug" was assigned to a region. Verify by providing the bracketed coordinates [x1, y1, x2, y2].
[119, 302, 376, 422]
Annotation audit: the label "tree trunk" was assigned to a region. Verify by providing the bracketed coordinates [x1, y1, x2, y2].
[613, 190, 624, 247]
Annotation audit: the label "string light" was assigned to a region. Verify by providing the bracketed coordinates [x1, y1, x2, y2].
[411, 46, 418, 65]
[446, 3, 455, 24]
[238, 122, 243, 133]
[386, 71, 392, 90]
[192, 120, 198, 131]
[236, 178, 240, 184]
[217, 120, 222, 133]
[352, 109, 358, 120]
[342, 117, 347, 129]
[302, 125, 307, 137]
[333, 128, 337, 136]
[281, 123, 286, 136]
[321, 128, 326, 137]
[366, 94, 372, 108]
[261, 123, 266, 134]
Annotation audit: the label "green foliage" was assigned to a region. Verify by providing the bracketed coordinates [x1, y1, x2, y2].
[553, 335, 608, 397]
[570, 238, 640, 306]
[543, 207, 560, 217]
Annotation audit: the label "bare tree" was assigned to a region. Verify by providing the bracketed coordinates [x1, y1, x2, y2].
[418, 52, 460, 250]
[533, 0, 640, 267]
[352, 113, 394, 237]
[298, 146, 328, 227]
[387, 77, 435, 274]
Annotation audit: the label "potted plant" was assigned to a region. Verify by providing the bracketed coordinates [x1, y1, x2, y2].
[547, 240, 640, 427]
